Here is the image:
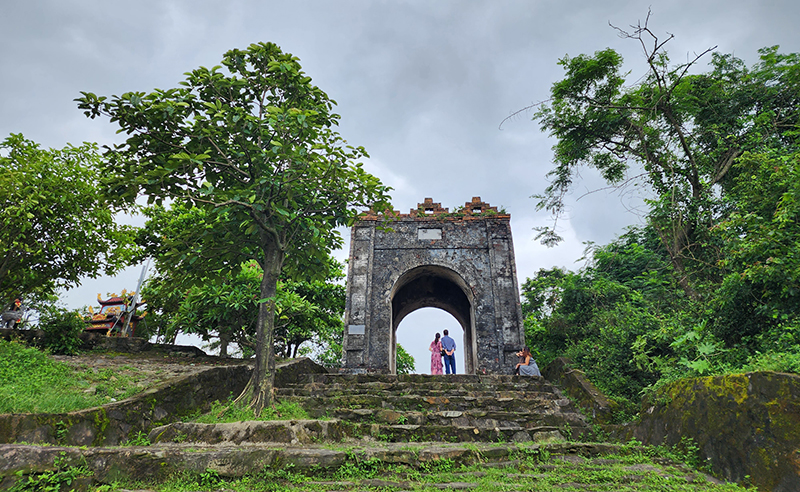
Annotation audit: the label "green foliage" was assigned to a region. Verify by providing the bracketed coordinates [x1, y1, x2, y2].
[121, 431, 151, 447]
[526, 20, 800, 405]
[9, 454, 92, 492]
[199, 469, 221, 489]
[711, 150, 800, 346]
[395, 343, 416, 375]
[523, 226, 733, 402]
[651, 437, 708, 472]
[142, 252, 346, 362]
[334, 455, 384, 480]
[524, 216, 800, 403]
[0, 134, 138, 303]
[193, 397, 308, 424]
[38, 304, 86, 355]
[533, 23, 799, 300]
[78, 42, 391, 412]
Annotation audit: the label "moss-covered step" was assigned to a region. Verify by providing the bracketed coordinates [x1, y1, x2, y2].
[280, 393, 566, 414]
[2, 441, 735, 491]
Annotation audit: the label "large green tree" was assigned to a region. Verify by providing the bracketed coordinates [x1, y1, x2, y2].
[711, 149, 800, 345]
[77, 42, 391, 413]
[0, 134, 138, 304]
[531, 17, 800, 296]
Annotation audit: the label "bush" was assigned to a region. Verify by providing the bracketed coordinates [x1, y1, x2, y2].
[39, 305, 86, 355]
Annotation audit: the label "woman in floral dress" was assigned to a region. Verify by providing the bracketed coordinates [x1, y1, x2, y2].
[429, 332, 444, 375]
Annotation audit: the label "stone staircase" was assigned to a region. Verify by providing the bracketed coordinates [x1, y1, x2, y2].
[271, 373, 591, 443]
[2, 370, 741, 490]
[146, 373, 591, 446]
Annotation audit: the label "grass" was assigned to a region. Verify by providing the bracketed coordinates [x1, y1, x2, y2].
[0, 340, 144, 413]
[191, 396, 309, 423]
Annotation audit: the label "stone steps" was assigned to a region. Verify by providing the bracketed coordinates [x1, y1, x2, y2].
[274, 372, 590, 442]
[324, 406, 587, 428]
[296, 387, 559, 397]
[1, 365, 740, 490]
[147, 418, 574, 445]
[278, 393, 564, 414]
[294, 372, 553, 390]
[275, 386, 558, 397]
[0, 441, 730, 490]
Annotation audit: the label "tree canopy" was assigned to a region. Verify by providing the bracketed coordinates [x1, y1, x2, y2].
[532, 18, 800, 297]
[522, 18, 800, 408]
[77, 42, 391, 413]
[0, 134, 138, 304]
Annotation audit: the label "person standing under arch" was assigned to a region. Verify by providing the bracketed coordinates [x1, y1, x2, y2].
[429, 332, 443, 375]
[441, 329, 456, 374]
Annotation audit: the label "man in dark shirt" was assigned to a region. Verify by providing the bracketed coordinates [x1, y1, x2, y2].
[441, 329, 456, 374]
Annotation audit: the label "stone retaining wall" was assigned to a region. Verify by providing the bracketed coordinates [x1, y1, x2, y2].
[0, 364, 252, 446]
[542, 357, 618, 424]
[634, 371, 800, 492]
[0, 356, 328, 447]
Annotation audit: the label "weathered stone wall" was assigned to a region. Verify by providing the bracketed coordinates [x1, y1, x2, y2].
[0, 357, 328, 447]
[542, 357, 619, 424]
[343, 197, 525, 374]
[0, 364, 252, 446]
[634, 372, 800, 492]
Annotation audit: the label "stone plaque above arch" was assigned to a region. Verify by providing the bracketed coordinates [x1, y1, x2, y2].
[342, 197, 526, 374]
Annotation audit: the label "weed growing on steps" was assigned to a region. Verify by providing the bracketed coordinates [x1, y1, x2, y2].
[191, 397, 309, 423]
[8, 452, 93, 492]
[654, 436, 710, 472]
[334, 455, 384, 480]
[120, 430, 151, 446]
[93, 447, 751, 492]
[512, 443, 552, 464]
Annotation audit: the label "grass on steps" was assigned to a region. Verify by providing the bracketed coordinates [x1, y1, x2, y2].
[191, 396, 309, 423]
[97, 443, 751, 492]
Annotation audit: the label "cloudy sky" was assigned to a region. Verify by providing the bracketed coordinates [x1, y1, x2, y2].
[2, 1, 798, 372]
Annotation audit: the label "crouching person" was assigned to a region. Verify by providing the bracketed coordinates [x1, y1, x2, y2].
[514, 347, 541, 376]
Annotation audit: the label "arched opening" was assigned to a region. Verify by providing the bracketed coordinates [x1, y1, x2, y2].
[396, 308, 464, 374]
[389, 265, 476, 374]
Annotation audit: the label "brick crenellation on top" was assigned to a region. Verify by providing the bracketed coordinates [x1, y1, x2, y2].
[361, 197, 508, 221]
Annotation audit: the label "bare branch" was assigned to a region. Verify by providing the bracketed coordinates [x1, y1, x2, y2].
[499, 100, 551, 130]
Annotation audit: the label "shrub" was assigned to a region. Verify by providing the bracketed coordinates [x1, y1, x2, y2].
[39, 305, 86, 355]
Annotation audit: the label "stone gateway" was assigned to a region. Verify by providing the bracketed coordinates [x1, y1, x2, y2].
[343, 197, 526, 374]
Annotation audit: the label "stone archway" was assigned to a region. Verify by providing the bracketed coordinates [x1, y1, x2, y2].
[342, 197, 526, 375]
[390, 265, 476, 374]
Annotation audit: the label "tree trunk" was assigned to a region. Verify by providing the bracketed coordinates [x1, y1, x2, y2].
[653, 222, 699, 301]
[235, 236, 284, 416]
[219, 332, 229, 358]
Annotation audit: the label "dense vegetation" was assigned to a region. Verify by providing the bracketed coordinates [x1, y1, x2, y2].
[524, 22, 800, 409]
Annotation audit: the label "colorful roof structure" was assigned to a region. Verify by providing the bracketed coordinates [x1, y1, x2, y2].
[86, 290, 146, 337]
